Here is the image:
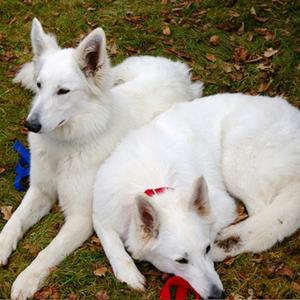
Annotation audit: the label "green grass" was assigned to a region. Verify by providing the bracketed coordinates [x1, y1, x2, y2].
[0, 0, 299, 299]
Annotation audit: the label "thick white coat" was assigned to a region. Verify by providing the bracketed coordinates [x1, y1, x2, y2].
[0, 19, 202, 300]
[93, 93, 300, 298]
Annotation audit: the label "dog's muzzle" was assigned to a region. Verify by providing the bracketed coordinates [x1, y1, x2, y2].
[25, 115, 42, 133]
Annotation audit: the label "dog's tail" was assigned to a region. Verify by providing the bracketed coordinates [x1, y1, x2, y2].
[112, 56, 203, 120]
[13, 62, 36, 92]
[214, 180, 300, 260]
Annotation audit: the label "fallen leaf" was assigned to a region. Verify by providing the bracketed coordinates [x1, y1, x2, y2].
[237, 22, 244, 35]
[263, 48, 278, 58]
[166, 47, 191, 60]
[108, 40, 117, 55]
[67, 293, 79, 300]
[233, 47, 249, 62]
[0, 167, 6, 175]
[95, 290, 109, 300]
[228, 10, 240, 17]
[250, 7, 256, 15]
[162, 24, 171, 36]
[90, 235, 101, 244]
[223, 63, 232, 73]
[227, 293, 244, 300]
[94, 266, 108, 277]
[23, 243, 40, 256]
[247, 32, 254, 41]
[223, 256, 236, 266]
[161, 0, 168, 4]
[8, 16, 17, 25]
[33, 286, 60, 300]
[233, 63, 241, 70]
[277, 266, 294, 279]
[124, 15, 142, 24]
[206, 53, 217, 62]
[252, 253, 263, 263]
[209, 35, 220, 46]
[0, 206, 13, 220]
[291, 282, 300, 292]
[257, 63, 272, 70]
[23, 0, 32, 4]
[254, 28, 275, 41]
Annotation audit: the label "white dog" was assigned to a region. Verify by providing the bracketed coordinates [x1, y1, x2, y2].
[93, 93, 300, 299]
[0, 18, 202, 299]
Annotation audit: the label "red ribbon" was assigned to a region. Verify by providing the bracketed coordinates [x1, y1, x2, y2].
[144, 187, 201, 300]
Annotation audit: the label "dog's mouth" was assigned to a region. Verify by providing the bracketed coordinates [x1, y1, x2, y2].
[57, 120, 66, 127]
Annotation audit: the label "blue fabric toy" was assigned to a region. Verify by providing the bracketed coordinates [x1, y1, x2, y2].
[13, 140, 30, 192]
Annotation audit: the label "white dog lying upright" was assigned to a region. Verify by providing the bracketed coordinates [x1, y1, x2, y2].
[0, 18, 202, 299]
[93, 93, 300, 299]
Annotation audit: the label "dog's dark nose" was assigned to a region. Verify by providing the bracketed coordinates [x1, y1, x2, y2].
[208, 285, 225, 299]
[25, 118, 42, 133]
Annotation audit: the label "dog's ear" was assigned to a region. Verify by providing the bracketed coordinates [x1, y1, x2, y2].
[135, 193, 160, 238]
[190, 176, 210, 217]
[31, 18, 58, 57]
[75, 28, 107, 77]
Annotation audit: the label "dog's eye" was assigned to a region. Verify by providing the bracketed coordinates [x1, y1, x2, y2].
[175, 258, 189, 264]
[57, 88, 70, 95]
[37, 82, 41, 88]
[205, 245, 211, 254]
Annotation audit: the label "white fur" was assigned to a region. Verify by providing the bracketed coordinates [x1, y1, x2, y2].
[1, 18, 202, 300]
[93, 93, 300, 299]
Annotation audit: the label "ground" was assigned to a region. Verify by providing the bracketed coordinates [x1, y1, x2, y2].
[0, 0, 299, 299]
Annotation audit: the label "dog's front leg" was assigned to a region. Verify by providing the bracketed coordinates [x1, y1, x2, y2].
[11, 212, 93, 300]
[0, 185, 55, 266]
[94, 222, 145, 290]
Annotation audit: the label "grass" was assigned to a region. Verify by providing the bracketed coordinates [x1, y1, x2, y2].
[0, 0, 299, 299]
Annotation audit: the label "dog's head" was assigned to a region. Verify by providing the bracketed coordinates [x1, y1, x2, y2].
[130, 176, 224, 299]
[16, 18, 111, 134]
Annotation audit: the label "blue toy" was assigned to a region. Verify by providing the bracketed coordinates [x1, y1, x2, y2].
[13, 140, 30, 192]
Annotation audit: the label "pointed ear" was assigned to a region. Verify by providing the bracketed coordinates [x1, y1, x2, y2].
[190, 176, 210, 217]
[135, 193, 160, 238]
[31, 18, 58, 57]
[75, 28, 107, 77]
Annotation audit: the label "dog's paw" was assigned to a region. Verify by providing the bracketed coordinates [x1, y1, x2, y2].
[114, 259, 145, 291]
[0, 230, 19, 266]
[11, 268, 45, 300]
[210, 225, 243, 262]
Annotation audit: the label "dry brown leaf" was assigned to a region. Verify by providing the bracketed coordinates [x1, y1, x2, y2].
[223, 63, 232, 73]
[0, 206, 12, 220]
[67, 293, 80, 300]
[162, 25, 171, 36]
[233, 47, 249, 62]
[277, 266, 294, 279]
[209, 35, 220, 46]
[109, 40, 117, 55]
[257, 63, 272, 70]
[95, 290, 109, 300]
[0, 167, 6, 175]
[237, 22, 244, 35]
[94, 266, 108, 277]
[166, 47, 191, 60]
[228, 10, 240, 17]
[233, 63, 241, 70]
[161, 0, 168, 4]
[33, 286, 60, 300]
[23, 243, 40, 256]
[206, 53, 217, 62]
[263, 48, 278, 58]
[291, 282, 300, 291]
[90, 235, 101, 244]
[223, 256, 236, 266]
